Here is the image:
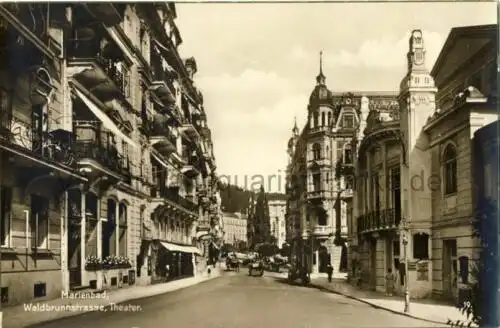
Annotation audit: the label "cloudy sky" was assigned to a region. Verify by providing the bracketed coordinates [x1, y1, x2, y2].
[175, 2, 496, 193]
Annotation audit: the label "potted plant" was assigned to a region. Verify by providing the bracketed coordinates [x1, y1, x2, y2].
[85, 256, 102, 271]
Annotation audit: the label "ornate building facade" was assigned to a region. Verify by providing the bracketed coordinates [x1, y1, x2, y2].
[285, 56, 398, 273]
[0, 3, 221, 307]
[268, 199, 287, 248]
[350, 26, 497, 302]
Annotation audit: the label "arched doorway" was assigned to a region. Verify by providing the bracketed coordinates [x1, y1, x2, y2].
[318, 245, 330, 273]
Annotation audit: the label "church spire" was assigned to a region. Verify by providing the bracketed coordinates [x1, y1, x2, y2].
[316, 50, 326, 85]
[292, 116, 299, 135]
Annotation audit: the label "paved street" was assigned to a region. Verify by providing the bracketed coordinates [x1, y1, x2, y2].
[27, 272, 445, 328]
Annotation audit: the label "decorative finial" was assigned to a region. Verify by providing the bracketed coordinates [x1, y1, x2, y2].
[316, 50, 326, 85]
[319, 50, 323, 75]
[292, 116, 299, 135]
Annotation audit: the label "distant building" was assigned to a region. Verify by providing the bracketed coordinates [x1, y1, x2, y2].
[247, 186, 271, 247]
[268, 199, 287, 248]
[222, 212, 247, 246]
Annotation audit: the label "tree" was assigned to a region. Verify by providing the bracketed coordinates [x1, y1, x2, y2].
[448, 197, 497, 328]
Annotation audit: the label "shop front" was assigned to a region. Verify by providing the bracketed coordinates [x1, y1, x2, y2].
[152, 241, 201, 283]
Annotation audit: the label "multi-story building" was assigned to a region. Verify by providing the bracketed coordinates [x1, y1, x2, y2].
[351, 25, 497, 302]
[221, 211, 247, 246]
[268, 199, 287, 248]
[0, 3, 221, 307]
[285, 55, 396, 273]
[247, 186, 271, 247]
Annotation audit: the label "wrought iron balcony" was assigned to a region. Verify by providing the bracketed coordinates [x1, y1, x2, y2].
[142, 118, 177, 156]
[150, 59, 176, 105]
[0, 112, 77, 168]
[164, 188, 198, 213]
[356, 208, 401, 234]
[67, 38, 129, 99]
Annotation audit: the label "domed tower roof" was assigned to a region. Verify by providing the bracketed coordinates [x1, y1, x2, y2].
[308, 51, 333, 107]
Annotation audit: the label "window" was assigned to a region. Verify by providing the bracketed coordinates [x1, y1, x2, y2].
[30, 195, 49, 249]
[321, 112, 325, 126]
[344, 146, 353, 164]
[0, 88, 12, 131]
[312, 143, 321, 160]
[103, 199, 117, 258]
[118, 203, 127, 257]
[1, 186, 12, 247]
[443, 144, 457, 195]
[342, 114, 354, 128]
[390, 168, 401, 224]
[314, 113, 319, 128]
[313, 173, 321, 192]
[413, 233, 429, 260]
[371, 174, 380, 212]
[327, 112, 332, 126]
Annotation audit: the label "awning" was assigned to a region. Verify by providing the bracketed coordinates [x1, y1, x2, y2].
[160, 241, 201, 255]
[73, 88, 139, 149]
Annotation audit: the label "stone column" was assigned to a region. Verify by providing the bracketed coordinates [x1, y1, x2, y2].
[61, 191, 69, 293]
[96, 199, 103, 290]
[115, 201, 119, 255]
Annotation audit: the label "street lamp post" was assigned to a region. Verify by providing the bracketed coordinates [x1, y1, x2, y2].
[401, 219, 410, 313]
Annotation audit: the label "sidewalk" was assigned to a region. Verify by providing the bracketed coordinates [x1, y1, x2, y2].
[311, 277, 472, 326]
[4, 268, 221, 328]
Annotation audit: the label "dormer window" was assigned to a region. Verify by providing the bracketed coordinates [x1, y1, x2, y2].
[343, 113, 354, 128]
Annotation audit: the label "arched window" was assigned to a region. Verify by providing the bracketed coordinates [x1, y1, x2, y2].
[118, 202, 128, 256]
[327, 112, 332, 126]
[321, 112, 325, 126]
[443, 144, 457, 195]
[313, 143, 321, 160]
[314, 113, 319, 128]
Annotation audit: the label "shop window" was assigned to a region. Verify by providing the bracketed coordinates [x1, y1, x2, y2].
[413, 233, 429, 260]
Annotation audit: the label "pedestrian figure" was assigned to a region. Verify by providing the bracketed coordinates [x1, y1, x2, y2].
[326, 264, 334, 282]
[385, 268, 396, 296]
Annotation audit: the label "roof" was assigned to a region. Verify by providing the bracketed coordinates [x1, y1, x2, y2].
[431, 24, 497, 86]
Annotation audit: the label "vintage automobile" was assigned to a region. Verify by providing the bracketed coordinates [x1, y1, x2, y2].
[248, 260, 264, 277]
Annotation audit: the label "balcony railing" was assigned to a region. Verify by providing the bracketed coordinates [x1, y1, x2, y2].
[312, 225, 333, 236]
[2, 3, 49, 43]
[67, 39, 127, 95]
[149, 120, 177, 146]
[357, 208, 401, 234]
[1, 112, 77, 167]
[164, 188, 198, 213]
[74, 140, 129, 176]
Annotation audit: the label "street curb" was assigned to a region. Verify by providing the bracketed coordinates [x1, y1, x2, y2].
[21, 274, 222, 328]
[310, 283, 449, 326]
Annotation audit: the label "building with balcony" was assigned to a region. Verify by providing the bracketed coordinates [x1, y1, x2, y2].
[351, 26, 497, 302]
[285, 54, 397, 274]
[0, 3, 220, 307]
[268, 198, 287, 248]
[221, 212, 247, 246]
[247, 186, 272, 248]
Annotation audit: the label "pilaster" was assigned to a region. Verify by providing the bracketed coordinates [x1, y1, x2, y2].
[80, 192, 87, 285]
[61, 191, 69, 293]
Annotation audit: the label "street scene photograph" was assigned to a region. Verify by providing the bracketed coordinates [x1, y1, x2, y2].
[0, 1, 498, 328]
